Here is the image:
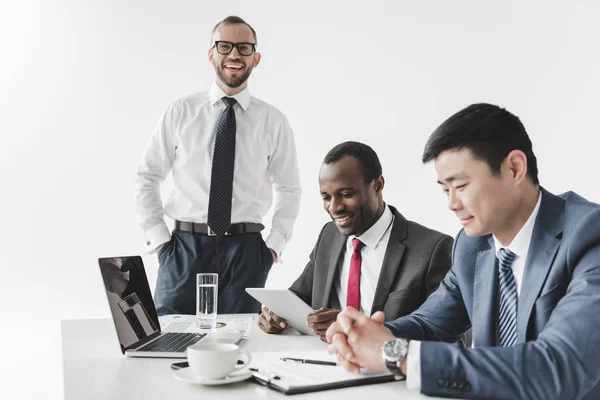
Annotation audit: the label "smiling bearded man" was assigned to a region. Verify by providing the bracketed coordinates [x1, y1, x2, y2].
[135, 16, 302, 316]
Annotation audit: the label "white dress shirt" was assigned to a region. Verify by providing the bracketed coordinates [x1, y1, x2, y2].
[406, 191, 542, 390]
[492, 191, 542, 297]
[134, 83, 302, 255]
[335, 205, 394, 314]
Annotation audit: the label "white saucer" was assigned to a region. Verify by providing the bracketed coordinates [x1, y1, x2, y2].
[173, 368, 253, 385]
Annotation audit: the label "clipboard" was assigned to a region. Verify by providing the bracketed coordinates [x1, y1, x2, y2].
[248, 351, 399, 395]
[252, 371, 397, 395]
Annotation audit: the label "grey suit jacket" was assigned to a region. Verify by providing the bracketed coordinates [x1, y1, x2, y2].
[289, 205, 453, 320]
[386, 188, 600, 399]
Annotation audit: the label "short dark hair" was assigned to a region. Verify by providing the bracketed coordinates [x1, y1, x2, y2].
[422, 103, 539, 184]
[211, 16, 257, 45]
[324, 141, 383, 183]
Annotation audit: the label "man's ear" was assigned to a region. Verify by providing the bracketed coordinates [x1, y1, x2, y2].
[505, 150, 528, 185]
[374, 176, 385, 194]
[253, 52, 261, 67]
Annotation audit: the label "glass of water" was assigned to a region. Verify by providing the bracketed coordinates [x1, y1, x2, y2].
[196, 273, 218, 330]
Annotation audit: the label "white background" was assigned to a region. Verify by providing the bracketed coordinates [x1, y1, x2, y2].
[1, 1, 599, 398]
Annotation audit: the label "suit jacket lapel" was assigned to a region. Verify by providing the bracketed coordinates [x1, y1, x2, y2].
[322, 232, 346, 308]
[472, 236, 498, 347]
[517, 188, 564, 342]
[370, 206, 407, 315]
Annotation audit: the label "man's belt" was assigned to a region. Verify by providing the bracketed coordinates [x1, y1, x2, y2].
[174, 221, 264, 236]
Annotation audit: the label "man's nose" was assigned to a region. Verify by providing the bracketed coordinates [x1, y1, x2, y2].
[448, 190, 462, 211]
[228, 46, 242, 59]
[329, 196, 344, 214]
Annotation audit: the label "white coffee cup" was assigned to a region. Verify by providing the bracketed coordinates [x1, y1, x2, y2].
[187, 343, 251, 381]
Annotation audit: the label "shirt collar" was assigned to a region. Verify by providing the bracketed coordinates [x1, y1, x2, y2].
[209, 82, 250, 111]
[349, 204, 394, 249]
[493, 190, 542, 258]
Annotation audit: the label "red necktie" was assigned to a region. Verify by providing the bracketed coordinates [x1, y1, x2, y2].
[346, 238, 364, 310]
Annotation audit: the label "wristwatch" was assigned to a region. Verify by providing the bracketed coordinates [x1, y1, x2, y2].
[381, 338, 409, 380]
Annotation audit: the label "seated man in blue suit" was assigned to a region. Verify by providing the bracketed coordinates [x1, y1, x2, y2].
[326, 103, 600, 399]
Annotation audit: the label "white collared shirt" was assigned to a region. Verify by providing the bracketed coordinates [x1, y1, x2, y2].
[492, 191, 542, 297]
[134, 83, 302, 255]
[406, 190, 543, 390]
[335, 205, 394, 314]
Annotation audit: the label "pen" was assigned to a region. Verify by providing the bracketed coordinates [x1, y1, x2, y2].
[280, 357, 337, 366]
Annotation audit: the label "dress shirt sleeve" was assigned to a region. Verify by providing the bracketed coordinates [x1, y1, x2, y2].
[133, 103, 179, 252]
[406, 340, 422, 390]
[265, 115, 302, 257]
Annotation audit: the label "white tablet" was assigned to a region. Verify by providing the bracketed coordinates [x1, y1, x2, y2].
[245, 288, 316, 336]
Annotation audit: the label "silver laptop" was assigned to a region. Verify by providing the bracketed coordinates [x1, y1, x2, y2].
[99, 256, 242, 358]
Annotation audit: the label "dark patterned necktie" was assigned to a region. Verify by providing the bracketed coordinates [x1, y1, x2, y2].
[498, 248, 518, 346]
[207, 97, 237, 236]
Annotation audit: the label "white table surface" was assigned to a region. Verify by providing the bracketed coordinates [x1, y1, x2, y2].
[62, 318, 450, 400]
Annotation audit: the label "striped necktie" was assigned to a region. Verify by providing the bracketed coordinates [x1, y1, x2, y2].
[498, 248, 518, 347]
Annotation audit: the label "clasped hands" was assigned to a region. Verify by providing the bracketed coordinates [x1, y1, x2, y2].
[325, 307, 398, 373]
[259, 306, 407, 375]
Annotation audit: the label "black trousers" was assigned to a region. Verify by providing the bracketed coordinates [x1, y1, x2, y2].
[154, 229, 273, 316]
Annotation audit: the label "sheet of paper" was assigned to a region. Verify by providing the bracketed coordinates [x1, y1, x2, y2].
[249, 350, 392, 390]
[159, 313, 255, 337]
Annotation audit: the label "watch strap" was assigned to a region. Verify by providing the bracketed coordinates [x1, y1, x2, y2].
[386, 359, 405, 380]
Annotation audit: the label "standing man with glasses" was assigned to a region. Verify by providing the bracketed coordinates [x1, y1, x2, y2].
[134, 16, 301, 316]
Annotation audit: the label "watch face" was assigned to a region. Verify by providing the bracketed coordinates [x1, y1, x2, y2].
[383, 338, 408, 361]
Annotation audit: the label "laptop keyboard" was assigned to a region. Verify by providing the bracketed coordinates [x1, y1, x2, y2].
[138, 332, 205, 353]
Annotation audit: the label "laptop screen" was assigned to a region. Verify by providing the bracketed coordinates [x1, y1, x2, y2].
[99, 256, 161, 352]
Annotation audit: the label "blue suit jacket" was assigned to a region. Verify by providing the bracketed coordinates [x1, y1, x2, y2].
[385, 188, 600, 399]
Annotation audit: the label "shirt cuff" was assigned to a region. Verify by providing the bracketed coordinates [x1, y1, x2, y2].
[406, 340, 422, 390]
[265, 230, 286, 261]
[144, 222, 171, 253]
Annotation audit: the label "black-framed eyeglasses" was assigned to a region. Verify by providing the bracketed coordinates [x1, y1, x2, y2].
[213, 41, 256, 56]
